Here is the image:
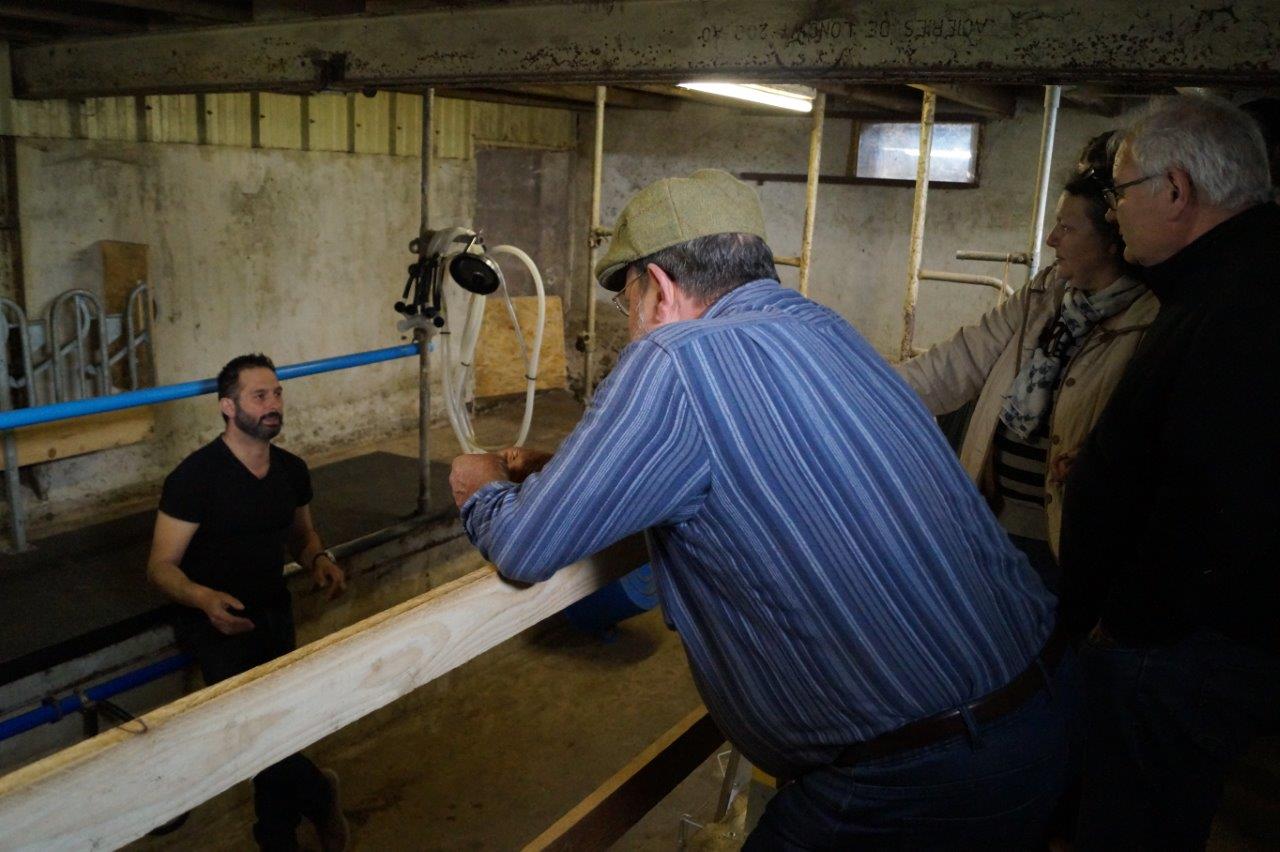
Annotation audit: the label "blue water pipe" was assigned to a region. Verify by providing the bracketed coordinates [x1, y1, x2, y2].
[0, 342, 421, 432]
[0, 653, 191, 742]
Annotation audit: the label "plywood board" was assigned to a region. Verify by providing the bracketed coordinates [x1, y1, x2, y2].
[0, 536, 646, 849]
[473, 295, 567, 398]
[98, 240, 147, 316]
[0, 406, 155, 471]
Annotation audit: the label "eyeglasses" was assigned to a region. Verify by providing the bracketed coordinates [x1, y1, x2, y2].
[1103, 173, 1159, 209]
[610, 290, 629, 317]
[610, 269, 646, 318]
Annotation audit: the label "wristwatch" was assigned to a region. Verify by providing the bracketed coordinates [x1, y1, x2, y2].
[311, 549, 337, 570]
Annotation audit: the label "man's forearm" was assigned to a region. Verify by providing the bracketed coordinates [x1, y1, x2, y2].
[147, 561, 212, 610]
[290, 529, 324, 570]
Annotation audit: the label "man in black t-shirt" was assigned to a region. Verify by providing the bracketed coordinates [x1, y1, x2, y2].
[148, 353, 348, 852]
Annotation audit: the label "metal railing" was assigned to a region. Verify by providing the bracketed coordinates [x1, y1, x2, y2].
[0, 337, 421, 551]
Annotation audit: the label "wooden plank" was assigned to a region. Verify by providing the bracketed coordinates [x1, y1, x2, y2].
[97, 240, 147, 315]
[0, 536, 646, 848]
[258, 92, 303, 150]
[143, 94, 199, 144]
[473, 295, 567, 398]
[0, 407, 154, 471]
[204, 91, 252, 147]
[524, 707, 725, 852]
[307, 92, 349, 153]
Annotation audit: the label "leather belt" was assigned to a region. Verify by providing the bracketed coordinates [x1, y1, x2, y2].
[833, 627, 1068, 766]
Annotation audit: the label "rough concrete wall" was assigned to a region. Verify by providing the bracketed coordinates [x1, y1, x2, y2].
[571, 96, 1115, 376]
[13, 138, 475, 525]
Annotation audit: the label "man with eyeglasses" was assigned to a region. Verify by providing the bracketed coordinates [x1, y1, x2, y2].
[450, 169, 1074, 848]
[1059, 94, 1280, 849]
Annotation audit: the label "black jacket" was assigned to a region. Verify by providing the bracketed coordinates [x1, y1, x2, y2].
[1059, 202, 1280, 653]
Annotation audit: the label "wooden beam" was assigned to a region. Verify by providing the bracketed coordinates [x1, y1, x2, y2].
[818, 83, 920, 115]
[1061, 85, 1121, 117]
[13, 0, 1280, 99]
[0, 3, 143, 34]
[0, 536, 647, 848]
[506, 84, 675, 111]
[524, 707, 725, 852]
[77, 0, 252, 23]
[910, 83, 1015, 117]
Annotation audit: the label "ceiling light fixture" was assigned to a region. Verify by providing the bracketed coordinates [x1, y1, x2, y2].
[676, 82, 815, 113]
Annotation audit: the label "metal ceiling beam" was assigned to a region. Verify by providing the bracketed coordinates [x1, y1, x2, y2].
[12, 0, 1280, 99]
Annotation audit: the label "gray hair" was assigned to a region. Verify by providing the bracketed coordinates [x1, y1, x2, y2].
[1121, 94, 1271, 209]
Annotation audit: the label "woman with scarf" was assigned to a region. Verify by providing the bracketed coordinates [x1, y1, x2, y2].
[896, 165, 1157, 594]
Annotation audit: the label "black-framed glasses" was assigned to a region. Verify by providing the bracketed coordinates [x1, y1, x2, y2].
[1103, 173, 1159, 209]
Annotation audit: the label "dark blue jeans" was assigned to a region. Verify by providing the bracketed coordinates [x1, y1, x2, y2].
[745, 651, 1079, 850]
[1075, 629, 1280, 851]
[178, 602, 332, 851]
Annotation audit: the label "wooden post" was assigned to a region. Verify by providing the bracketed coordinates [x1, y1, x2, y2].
[798, 92, 825, 297]
[900, 90, 936, 362]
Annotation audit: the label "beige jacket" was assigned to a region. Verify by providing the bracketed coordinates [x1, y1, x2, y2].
[895, 269, 1159, 554]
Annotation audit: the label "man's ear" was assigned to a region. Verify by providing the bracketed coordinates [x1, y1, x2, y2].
[218, 396, 236, 421]
[1166, 168, 1194, 217]
[646, 263, 683, 323]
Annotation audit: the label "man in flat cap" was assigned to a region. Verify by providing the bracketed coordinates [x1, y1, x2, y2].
[450, 169, 1073, 847]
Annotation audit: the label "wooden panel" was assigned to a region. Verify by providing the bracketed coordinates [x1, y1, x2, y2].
[307, 92, 349, 152]
[98, 240, 147, 315]
[258, 92, 303, 150]
[525, 707, 724, 852]
[10, 100, 74, 139]
[393, 92, 421, 159]
[435, 96, 471, 160]
[472, 100, 575, 151]
[82, 97, 137, 141]
[0, 536, 646, 848]
[352, 90, 391, 155]
[0, 407, 155, 471]
[204, 92, 252, 147]
[473, 295, 567, 398]
[144, 95, 199, 144]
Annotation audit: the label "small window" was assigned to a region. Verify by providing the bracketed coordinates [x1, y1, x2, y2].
[851, 121, 980, 186]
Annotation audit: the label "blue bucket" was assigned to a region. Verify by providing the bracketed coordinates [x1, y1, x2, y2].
[563, 563, 657, 635]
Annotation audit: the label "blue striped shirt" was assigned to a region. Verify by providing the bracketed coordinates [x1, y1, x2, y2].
[463, 279, 1055, 777]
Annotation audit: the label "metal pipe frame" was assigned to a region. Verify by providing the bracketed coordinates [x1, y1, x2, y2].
[956, 250, 1029, 265]
[797, 92, 825, 297]
[918, 269, 1013, 295]
[1, 298, 36, 552]
[900, 90, 937, 361]
[123, 283, 154, 391]
[416, 87, 434, 516]
[45, 290, 110, 403]
[583, 85, 606, 404]
[1025, 86, 1062, 283]
[0, 343, 421, 433]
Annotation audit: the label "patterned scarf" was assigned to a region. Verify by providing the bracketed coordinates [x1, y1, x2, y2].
[1000, 277, 1146, 440]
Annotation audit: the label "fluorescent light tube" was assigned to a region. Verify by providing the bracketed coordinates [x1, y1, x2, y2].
[677, 82, 815, 113]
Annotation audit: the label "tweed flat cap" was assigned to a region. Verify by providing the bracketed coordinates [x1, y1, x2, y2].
[595, 169, 768, 291]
